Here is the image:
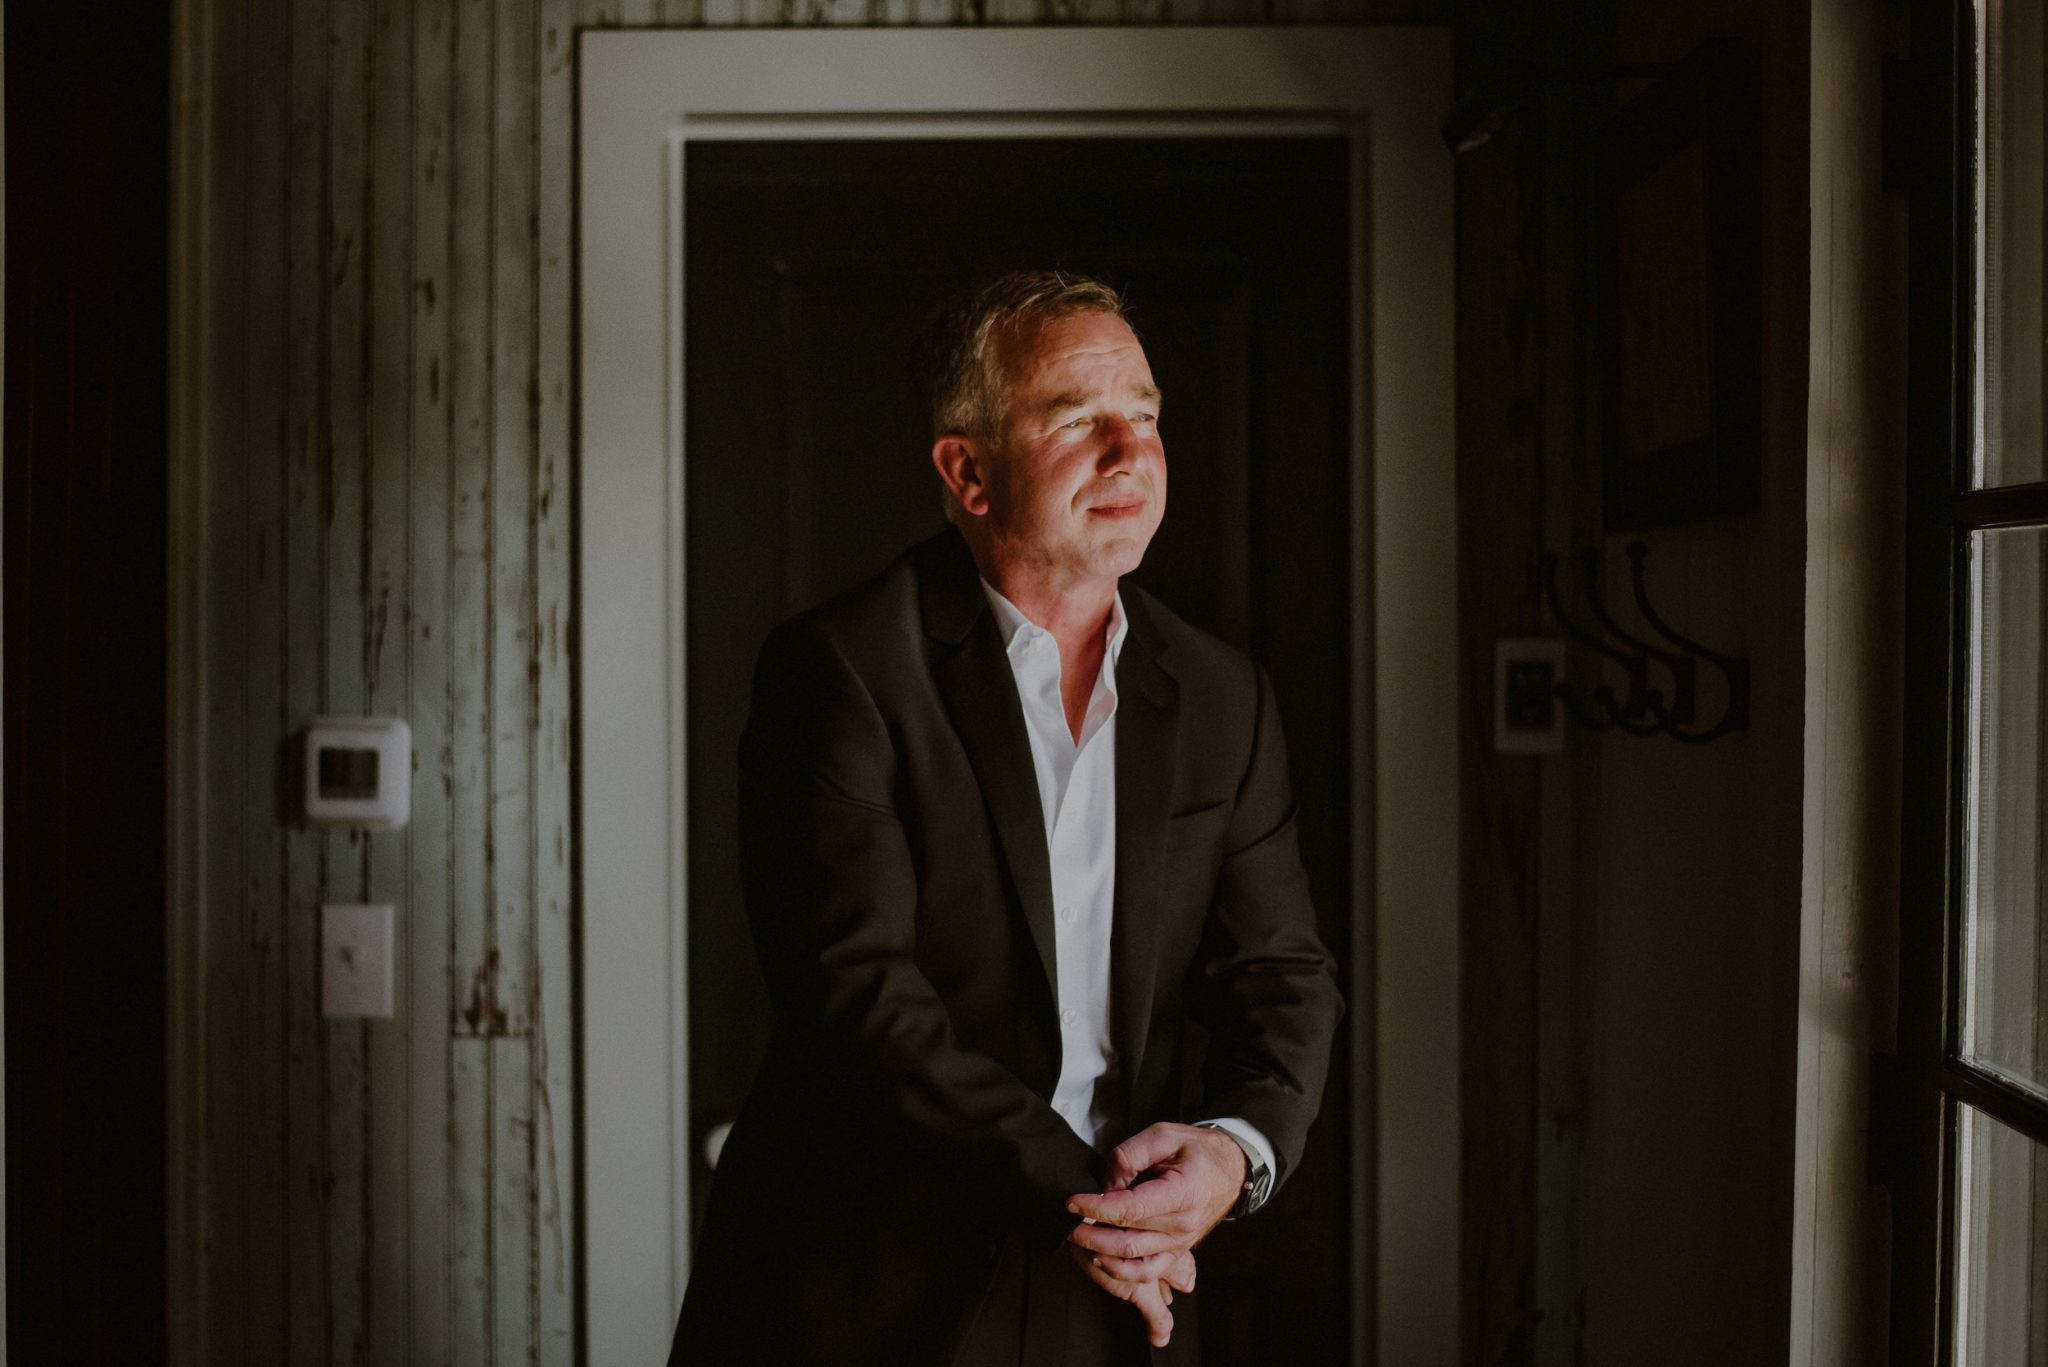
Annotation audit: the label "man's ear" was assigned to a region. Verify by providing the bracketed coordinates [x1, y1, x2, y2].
[931, 435, 992, 517]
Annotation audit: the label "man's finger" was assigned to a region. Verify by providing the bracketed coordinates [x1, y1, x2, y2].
[1069, 1245, 1174, 1347]
[1069, 1221, 1180, 1260]
[1069, 1175, 1188, 1230]
[1132, 1284, 1174, 1348]
[1165, 1251, 1197, 1296]
[1092, 1249, 1182, 1282]
[1106, 1123, 1188, 1189]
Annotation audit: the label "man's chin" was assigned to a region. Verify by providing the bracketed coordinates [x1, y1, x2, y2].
[1092, 537, 1153, 581]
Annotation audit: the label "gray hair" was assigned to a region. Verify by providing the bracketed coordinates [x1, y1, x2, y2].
[908, 270, 1132, 443]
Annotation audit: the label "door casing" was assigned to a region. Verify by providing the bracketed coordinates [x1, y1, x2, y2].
[577, 28, 1456, 1366]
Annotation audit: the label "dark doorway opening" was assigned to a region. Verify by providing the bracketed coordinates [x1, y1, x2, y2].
[684, 133, 1356, 1363]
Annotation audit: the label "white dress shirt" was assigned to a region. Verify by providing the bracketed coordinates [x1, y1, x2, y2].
[980, 582, 1277, 1184]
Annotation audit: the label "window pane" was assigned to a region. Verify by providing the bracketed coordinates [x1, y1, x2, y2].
[1961, 528, 2048, 1092]
[1953, 1105, 2048, 1365]
[1976, 0, 2048, 489]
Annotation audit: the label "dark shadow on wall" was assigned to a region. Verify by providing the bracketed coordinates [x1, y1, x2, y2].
[3, 1, 171, 1362]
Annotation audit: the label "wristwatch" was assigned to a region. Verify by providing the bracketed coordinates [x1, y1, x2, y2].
[1196, 1123, 1274, 1220]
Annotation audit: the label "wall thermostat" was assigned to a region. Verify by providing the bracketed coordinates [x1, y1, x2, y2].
[304, 716, 412, 829]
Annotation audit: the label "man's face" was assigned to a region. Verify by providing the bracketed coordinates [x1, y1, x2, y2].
[978, 310, 1167, 589]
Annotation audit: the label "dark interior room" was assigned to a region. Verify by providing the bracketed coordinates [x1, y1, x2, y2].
[5, 0, 2042, 1363]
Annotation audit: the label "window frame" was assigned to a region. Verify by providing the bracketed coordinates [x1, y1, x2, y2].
[1894, 0, 2048, 1360]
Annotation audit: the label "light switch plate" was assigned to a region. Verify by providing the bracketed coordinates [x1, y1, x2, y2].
[322, 903, 395, 1018]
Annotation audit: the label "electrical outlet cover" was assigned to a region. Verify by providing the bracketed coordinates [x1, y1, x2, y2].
[1494, 638, 1567, 754]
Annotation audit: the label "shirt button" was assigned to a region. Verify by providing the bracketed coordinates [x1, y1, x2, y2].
[1060, 1008, 1079, 1027]
[1059, 905, 1077, 925]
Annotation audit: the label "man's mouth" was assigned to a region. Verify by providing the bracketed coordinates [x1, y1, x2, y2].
[1088, 499, 1146, 518]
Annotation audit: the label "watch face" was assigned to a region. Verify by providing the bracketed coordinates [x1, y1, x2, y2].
[1248, 1166, 1274, 1212]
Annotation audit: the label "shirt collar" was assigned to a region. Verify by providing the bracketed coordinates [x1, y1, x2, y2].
[979, 580, 1128, 668]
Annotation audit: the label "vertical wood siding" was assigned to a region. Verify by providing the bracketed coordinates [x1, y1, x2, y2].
[1450, 2, 1558, 1363]
[179, 1, 1444, 1363]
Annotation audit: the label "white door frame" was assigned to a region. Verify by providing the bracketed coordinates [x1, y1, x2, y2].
[577, 29, 1456, 1366]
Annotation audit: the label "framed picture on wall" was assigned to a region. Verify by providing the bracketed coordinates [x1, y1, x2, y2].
[1596, 40, 1762, 531]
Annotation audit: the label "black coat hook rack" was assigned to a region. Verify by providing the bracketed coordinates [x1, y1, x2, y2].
[1539, 540, 1750, 744]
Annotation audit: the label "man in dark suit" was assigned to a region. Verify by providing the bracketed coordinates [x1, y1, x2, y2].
[668, 272, 1341, 1366]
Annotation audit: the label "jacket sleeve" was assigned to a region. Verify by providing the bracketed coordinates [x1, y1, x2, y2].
[735, 616, 1098, 1245]
[1183, 664, 1345, 1185]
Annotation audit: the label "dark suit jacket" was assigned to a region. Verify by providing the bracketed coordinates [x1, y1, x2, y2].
[669, 527, 1341, 1367]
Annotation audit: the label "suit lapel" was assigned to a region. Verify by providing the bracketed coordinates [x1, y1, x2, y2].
[1111, 594, 1178, 1109]
[920, 532, 1061, 1001]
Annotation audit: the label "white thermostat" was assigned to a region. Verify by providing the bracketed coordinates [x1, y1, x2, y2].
[304, 716, 412, 829]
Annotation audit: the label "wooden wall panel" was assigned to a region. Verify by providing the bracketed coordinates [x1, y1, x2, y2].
[176, 3, 1448, 1365]
[407, 1, 459, 1362]
[324, 1, 375, 1363]
[236, 0, 295, 1350]
[488, 0, 539, 1358]
[533, 0, 579, 1354]
[1451, 2, 1554, 1364]
[445, 0, 497, 1360]
[366, 2, 420, 1364]
[280, 2, 335, 1364]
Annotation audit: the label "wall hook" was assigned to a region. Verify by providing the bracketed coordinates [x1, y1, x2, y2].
[1539, 542, 1751, 744]
[1577, 547, 1698, 727]
[1623, 541, 1750, 744]
[1540, 550, 1666, 735]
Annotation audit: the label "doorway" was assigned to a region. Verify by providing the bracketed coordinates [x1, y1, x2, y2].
[685, 132, 1352, 1363]
[577, 29, 1455, 1366]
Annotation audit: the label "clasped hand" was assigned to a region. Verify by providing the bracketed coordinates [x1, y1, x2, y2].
[1063, 1122, 1247, 1347]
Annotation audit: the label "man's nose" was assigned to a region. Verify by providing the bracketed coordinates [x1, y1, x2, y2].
[1097, 417, 1142, 469]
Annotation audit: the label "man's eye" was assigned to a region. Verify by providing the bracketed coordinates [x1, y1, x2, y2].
[1061, 417, 1088, 430]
